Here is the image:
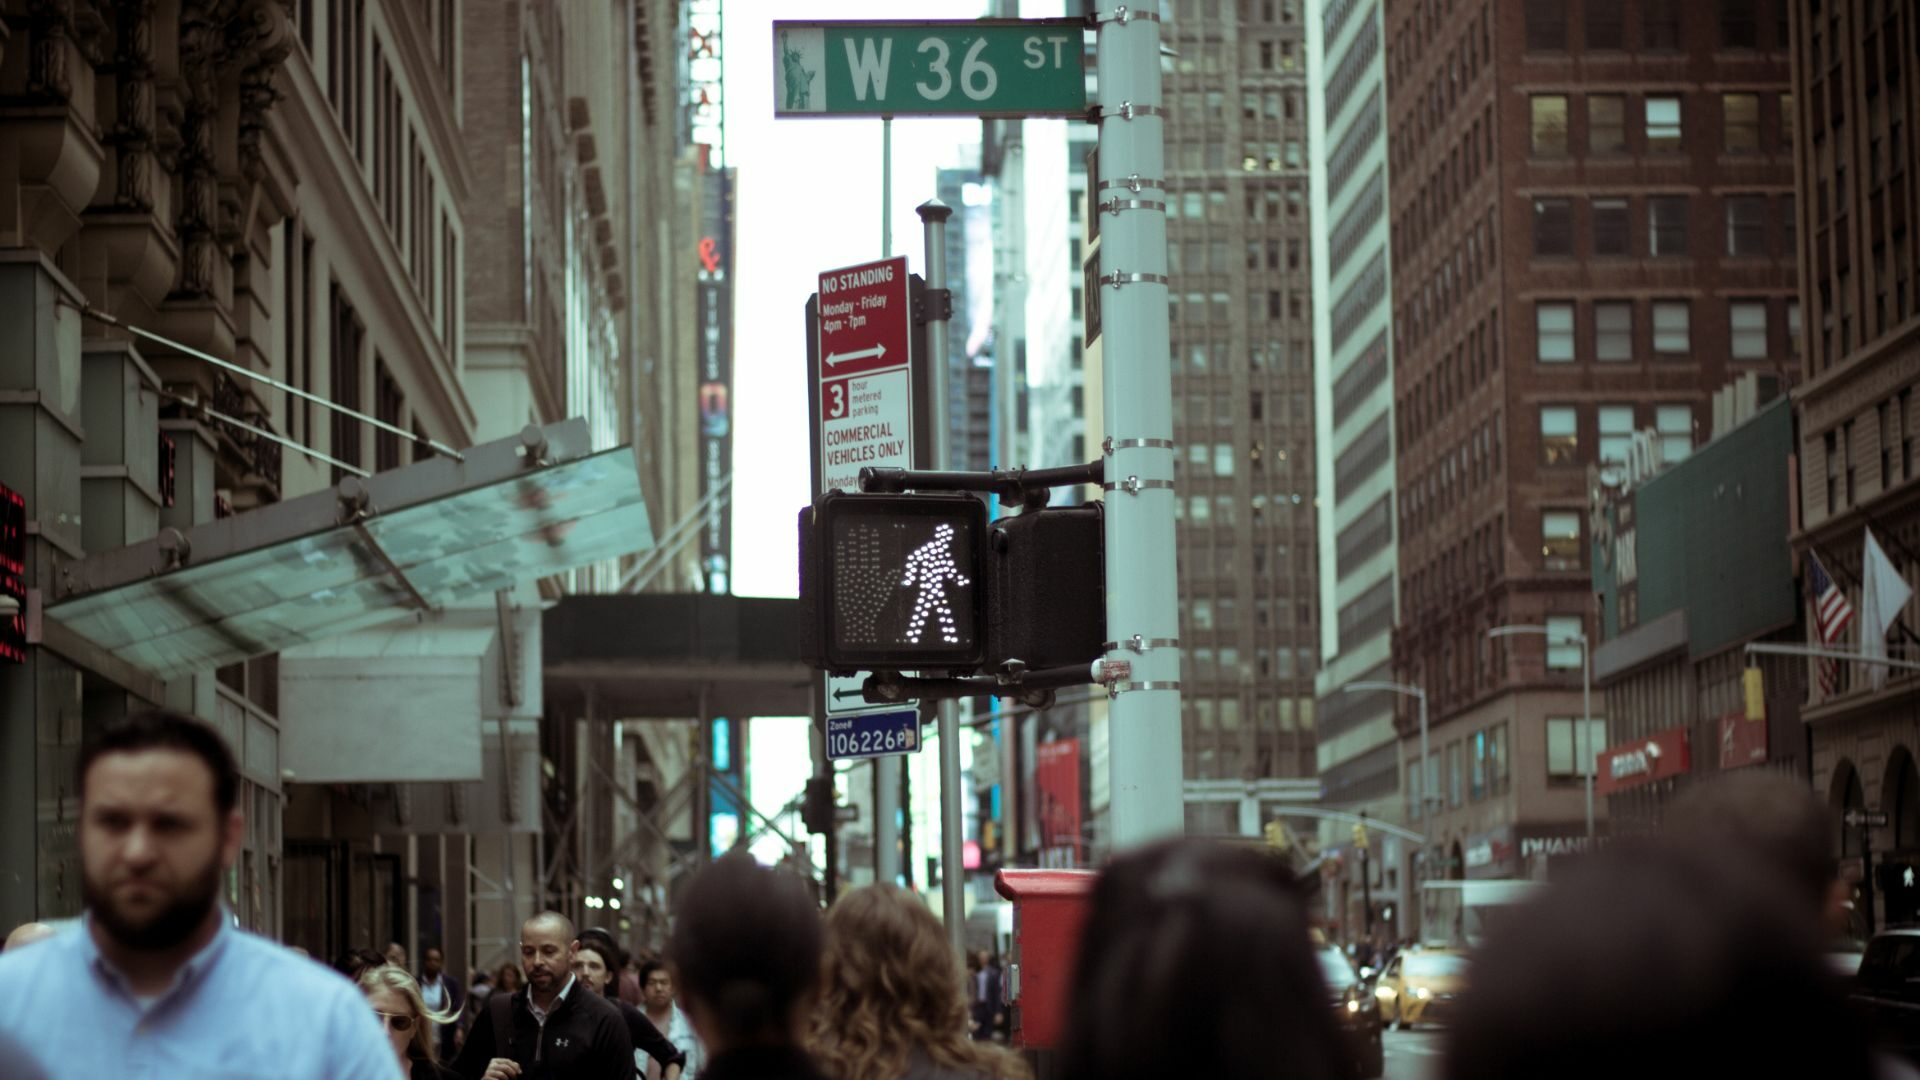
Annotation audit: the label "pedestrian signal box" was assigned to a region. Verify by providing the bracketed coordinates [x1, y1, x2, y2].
[800, 492, 987, 671]
[800, 490, 1107, 679]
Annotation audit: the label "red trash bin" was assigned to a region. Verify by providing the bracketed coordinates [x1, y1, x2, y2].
[994, 868, 1097, 1051]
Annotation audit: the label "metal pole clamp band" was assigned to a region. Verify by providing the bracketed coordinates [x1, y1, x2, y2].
[1107, 680, 1182, 699]
[1103, 635, 1180, 653]
[1093, 102, 1167, 123]
[1103, 436, 1176, 454]
[1101, 476, 1176, 494]
[1096, 174, 1163, 194]
[1098, 271, 1170, 289]
[1089, 5, 1161, 23]
[1099, 197, 1166, 216]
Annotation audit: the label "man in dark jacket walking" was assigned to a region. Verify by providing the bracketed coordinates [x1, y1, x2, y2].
[418, 945, 465, 1062]
[453, 912, 633, 1080]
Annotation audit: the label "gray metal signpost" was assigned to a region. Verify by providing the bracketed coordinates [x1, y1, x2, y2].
[1089, 4, 1185, 847]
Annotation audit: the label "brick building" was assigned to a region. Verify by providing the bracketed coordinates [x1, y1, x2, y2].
[1384, 0, 1795, 915]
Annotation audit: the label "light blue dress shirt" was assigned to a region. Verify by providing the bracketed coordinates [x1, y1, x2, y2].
[0, 914, 402, 1080]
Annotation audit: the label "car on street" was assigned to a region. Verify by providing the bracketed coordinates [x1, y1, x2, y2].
[1317, 944, 1384, 1079]
[1373, 948, 1469, 1029]
[1850, 928, 1920, 1064]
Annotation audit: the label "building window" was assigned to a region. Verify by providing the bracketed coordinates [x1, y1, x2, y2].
[1542, 511, 1582, 570]
[1592, 197, 1629, 255]
[1903, 389, 1915, 482]
[1590, 94, 1627, 154]
[1537, 302, 1576, 362]
[1214, 443, 1235, 477]
[1531, 95, 1570, 156]
[1650, 196, 1689, 256]
[1844, 419, 1856, 504]
[1449, 742, 1464, 807]
[1652, 301, 1691, 355]
[1541, 406, 1579, 465]
[1545, 615, 1585, 670]
[1725, 195, 1767, 255]
[1525, 0, 1568, 50]
[1719, 0, 1757, 49]
[1547, 716, 1608, 781]
[1882, 400, 1903, 489]
[1782, 92, 1795, 149]
[1723, 93, 1761, 153]
[1599, 404, 1635, 462]
[1643, 0, 1681, 50]
[1657, 404, 1694, 462]
[1729, 300, 1769, 358]
[1788, 300, 1803, 354]
[1533, 198, 1573, 256]
[1826, 430, 1840, 511]
[1646, 96, 1684, 151]
[1595, 301, 1634, 360]
[1586, 0, 1625, 50]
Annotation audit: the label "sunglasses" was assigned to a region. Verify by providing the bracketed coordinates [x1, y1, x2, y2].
[376, 1012, 416, 1033]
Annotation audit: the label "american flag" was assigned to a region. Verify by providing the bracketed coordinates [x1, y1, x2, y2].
[1809, 553, 1855, 694]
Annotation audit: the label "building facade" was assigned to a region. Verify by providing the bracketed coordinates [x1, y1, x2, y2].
[1162, 0, 1321, 815]
[1788, 0, 1920, 934]
[1589, 392, 1808, 842]
[0, 0, 698, 983]
[1308, 0, 1404, 938]
[1385, 0, 1796, 922]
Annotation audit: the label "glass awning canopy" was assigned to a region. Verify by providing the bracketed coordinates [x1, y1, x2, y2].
[47, 419, 652, 683]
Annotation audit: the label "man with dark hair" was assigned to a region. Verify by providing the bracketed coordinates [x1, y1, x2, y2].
[0, 710, 398, 1077]
[575, 927, 687, 1080]
[638, 955, 703, 1079]
[419, 944, 465, 1061]
[454, 911, 633, 1080]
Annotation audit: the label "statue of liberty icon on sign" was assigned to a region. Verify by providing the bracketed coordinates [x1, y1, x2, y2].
[899, 524, 970, 646]
[780, 31, 818, 111]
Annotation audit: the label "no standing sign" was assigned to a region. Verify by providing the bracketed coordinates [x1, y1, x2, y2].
[816, 256, 913, 494]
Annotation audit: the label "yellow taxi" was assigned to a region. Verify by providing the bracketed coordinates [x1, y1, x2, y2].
[1373, 948, 1469, 1029]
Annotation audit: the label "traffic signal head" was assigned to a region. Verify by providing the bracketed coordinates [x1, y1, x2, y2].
[799, 492, 988, 672]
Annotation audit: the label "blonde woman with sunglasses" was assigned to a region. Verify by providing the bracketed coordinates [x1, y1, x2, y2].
[360, 963, 461, 1080]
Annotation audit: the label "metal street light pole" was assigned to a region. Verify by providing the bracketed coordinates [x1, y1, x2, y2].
[1342, 680, 1432, 818]
[1490, 624, 1593, 841]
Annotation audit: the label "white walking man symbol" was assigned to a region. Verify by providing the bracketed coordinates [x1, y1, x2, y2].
[899, 523, 970, 645]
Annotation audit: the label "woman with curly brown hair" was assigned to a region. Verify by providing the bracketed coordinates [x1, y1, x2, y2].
[812, 885, 1029, 1080]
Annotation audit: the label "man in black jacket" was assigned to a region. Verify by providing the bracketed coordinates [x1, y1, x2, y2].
[574, 928, 686, 1080]
[454, 912, 634, 1080]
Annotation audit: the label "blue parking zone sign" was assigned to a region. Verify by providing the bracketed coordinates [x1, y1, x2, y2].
[826, 708, 922, 760]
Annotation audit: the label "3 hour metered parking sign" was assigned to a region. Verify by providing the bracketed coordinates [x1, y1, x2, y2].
[817, 256, 913, 494]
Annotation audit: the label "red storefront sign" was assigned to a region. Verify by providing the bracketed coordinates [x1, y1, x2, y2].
[1034, 738, 1083, 866]
[1595, 727, 1691, 797]
[1718, 711, 1768, 770]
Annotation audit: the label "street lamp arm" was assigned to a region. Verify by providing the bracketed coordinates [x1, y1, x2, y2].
[1489, 623, 1587, 644]
[1343, 680, 1425, 699]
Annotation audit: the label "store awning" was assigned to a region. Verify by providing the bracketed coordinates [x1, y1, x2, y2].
[45, 420, 652, 683]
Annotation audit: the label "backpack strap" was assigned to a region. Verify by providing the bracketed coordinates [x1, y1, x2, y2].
[489, 987, 515, 1053]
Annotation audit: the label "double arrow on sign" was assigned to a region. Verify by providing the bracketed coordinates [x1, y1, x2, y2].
[824, 344, 887, 367]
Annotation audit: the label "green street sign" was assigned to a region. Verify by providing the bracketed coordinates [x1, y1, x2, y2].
[773, 20, 1087, 119]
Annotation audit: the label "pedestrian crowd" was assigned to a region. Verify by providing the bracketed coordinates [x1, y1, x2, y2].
[0, 709, 1912, 1078]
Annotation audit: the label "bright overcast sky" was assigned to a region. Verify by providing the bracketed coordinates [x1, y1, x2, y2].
[726, 0, 987, 600]
[723, 0, 986, 862]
